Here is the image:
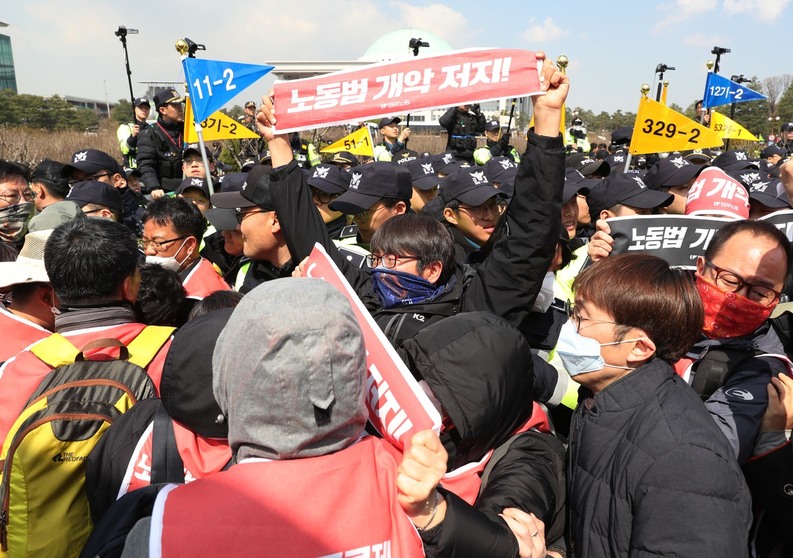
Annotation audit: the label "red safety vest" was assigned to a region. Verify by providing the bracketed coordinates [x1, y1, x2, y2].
[120, 419, 231, 496]
[0, 307, 50, 363]
[440, 402, 551, 504]
[182, 258, 230, 299]
[151, 437, 425, 557]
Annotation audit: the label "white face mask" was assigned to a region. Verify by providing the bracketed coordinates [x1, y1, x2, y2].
[145, 238, 191, 272]
[555, 320, 645, 377]
[531, 271, 556, 313]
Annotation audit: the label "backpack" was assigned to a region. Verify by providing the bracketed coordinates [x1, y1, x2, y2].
[0, 326, 172, 558]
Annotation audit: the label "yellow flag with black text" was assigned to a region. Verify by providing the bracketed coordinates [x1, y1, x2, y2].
[321, 126, 374, 157]
[629, 96, 723, 155]
[710, 110, 759, 142]
[184, 97, 260, 143]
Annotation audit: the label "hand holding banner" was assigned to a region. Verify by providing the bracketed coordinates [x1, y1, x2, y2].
[273, 48, 543, 133]
[183, 58, 274, 123]
[304, 243, 441, 450]
[630, 96, 723, 155]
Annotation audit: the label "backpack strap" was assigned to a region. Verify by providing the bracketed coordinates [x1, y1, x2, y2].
[127, 326, 175, 368]
[29, 333, 80, 368]
[477, 431, 525, 500]
[150, 403, 185, 484]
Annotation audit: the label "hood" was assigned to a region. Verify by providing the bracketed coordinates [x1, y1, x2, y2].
[213, 278, 367, 461]
[399, 311, 534, 469]
[160, 308, 232, 439]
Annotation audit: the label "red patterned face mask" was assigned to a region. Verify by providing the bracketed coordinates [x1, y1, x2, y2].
[696, 275, 775, 339]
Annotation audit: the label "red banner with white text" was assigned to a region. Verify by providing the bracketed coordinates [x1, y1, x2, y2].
[273, 48, 543, 133]
[304, 243, 442, 450]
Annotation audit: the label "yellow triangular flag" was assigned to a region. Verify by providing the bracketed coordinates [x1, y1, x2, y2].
[184, 97, 260, 143]
[710, 110, 760, 141]
[320, 126, 373, 157]
[629, 96, 723, 155]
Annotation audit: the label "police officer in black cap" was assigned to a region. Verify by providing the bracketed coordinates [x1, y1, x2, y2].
[439, 104, 486, 164]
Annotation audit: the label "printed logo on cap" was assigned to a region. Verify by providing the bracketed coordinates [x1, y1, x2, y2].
[191, 178, 203, 186]
[740, 172, 762, 185]
[632, 176, 646, 189]
[750, 180, 771, 193]
[241, 181, 248, 191]
[612, 155, 625, 163]
[313, 167, 329, 179]
[442, 154, 454, 164]
[349, 172, 362, 190]
[421, 163, 434, 175]
[669, 157, 689, 169]
[470, 171, 488, 185]
[74, 151, 88, 163]
[499, 159, 515, 170]
[735, 151, 748, 161]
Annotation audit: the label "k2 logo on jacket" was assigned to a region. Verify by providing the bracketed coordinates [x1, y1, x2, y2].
[725, 388, 754, 401]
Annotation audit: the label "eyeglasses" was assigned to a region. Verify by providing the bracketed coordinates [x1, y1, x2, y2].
[457, 198, 507, 220]
[235, 208, 271, 224]
[354, 204, 387, 222]
[567, 305, 620, 332]
[137, 235, 187, 252]
[310, 188, 341, 205]
[366, 254, 419, 269]
[69, 172, 110, 185]
[704, 259, 782, 306]
[0, 188, 36, 205]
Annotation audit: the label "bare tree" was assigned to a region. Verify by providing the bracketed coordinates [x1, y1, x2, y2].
[762, 74, 793, 114]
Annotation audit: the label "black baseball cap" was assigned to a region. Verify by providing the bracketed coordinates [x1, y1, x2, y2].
[484, 119, 501, 132]
[66, 180, 123, 213]
[308, 164, 351, 194]
[378, 117, 401, 128]
[712, 150, 759, 172]
[133, 97, 150, 107]
[329, 162, 412, 214]
[563, 168, 597, 203]
[175, 177, 210, 198]
[644, 157, 705, 190]
[761, 145, 786, 159]
[61, 149, 125, 179]
[327, 151, 360, 167]
[610, 126, 633, 146]
[432, 153, 458, 175]
[211, 165, 273, 210]
[484, 157, 518, 186]
[183, 144, 214, 161]
[154, 88, 182, 109]
[440, 166, 502, 206]
[683, 149, 716, 164]
[748, 178, 790, 209]
[404, 159, 442, 191]
[566, 152, 610, 177]
[587, 173, 673, 219]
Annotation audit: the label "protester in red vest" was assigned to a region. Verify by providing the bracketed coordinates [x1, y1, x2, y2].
[0, 218, 172, 444]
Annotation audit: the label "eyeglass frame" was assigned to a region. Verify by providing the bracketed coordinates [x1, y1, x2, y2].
[457, 197, 508, 220]
[566, 304, 621, 332]
[235, 207, 273, 225]
[137, 235, 188, 252]
[703, 259, 782, 306]
[0, 186, 36, 205]
[366, 254, 420, 269]
[310, 187, 341, 205]
[68, 172, 111, 186]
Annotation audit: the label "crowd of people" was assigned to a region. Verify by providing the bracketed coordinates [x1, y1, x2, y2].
[2, 49, 793, 557]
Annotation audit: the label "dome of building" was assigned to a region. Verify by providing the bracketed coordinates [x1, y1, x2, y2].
[360, 29, 454, 62]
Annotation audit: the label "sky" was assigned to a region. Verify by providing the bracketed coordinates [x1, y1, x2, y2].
[2, 0, 790, 117]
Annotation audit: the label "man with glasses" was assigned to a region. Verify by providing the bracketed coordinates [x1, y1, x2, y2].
[441, 166, 508, 256]
[679, 219, 793, 465]
[137, 88, 185, 197]
[141, 197, 229, 299]
[328, 162, 412, 249]
[0, 160, 36, 245]
[61, 148, 144, 235]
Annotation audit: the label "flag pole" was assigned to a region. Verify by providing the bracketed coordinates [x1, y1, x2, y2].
[625, 83, 650, 173]
[176, 39, 215, 196]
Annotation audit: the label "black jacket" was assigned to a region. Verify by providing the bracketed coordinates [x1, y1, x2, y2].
[439, 107, 486, 162]
[267, 129, 563, 345]
[568, 358, 752, 558]
[400, 311, 566, 557]
[137, 118, 183, 193]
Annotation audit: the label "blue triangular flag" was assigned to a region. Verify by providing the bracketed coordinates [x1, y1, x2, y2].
[183, 58, 274, 123]
[701, 72, 766, 110]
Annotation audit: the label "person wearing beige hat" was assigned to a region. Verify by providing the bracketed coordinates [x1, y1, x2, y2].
[0, 230, 56, 362]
